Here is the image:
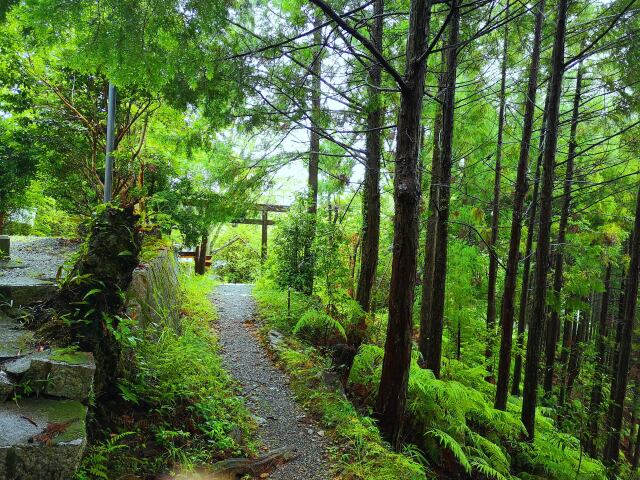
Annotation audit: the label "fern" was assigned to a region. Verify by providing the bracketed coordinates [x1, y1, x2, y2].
[427, 428, 471, 474]
[470, 457, 509, 480]
[293, 309, 346, 340]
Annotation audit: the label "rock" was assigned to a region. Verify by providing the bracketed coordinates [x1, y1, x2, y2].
[253, 415, 267, 426]
[0, 398, 87, 480]
[317, 430, 325, 437]
[267, 330, 284, 349]
[30, 352, 96, 401]
[2, 351, 95, 401]
[0, 315, 33, 360]
[0, 371, 13, 401]
[126, 249, 181, 333]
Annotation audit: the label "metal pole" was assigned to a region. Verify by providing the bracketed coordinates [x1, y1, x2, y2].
[103, 82, 117, 203]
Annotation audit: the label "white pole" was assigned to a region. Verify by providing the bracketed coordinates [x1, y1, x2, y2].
[103, 82, 117, 202]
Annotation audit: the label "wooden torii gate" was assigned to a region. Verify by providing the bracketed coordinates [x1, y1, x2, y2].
[233, 203, 289, 261]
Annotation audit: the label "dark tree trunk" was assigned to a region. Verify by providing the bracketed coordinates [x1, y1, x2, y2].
[355, 0, 384, 314]
[424, 0, 461, 379]
[586, 264, 612, 457]
[195, 235, 209, 275]
[563, 308, 587, 403]
[304, 14, 322, 295]
[511, 94, 550, 397]
[37, 207, 141, 397]
[485, 0, 510, 375]
[375, 0, 433, 448]
[419, 52, 446, 363]
[604, 188, 640, 465]
[494, 0, 546, 410]
[521, 0, 569, 440]
[543, 65, 583, 395]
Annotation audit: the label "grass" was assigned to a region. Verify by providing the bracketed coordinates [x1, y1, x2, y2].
[253, 278, 431, 480]
[76, 270, 257, 479]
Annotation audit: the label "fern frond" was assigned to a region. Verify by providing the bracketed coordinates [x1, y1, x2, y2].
[427, 428, 471, 474]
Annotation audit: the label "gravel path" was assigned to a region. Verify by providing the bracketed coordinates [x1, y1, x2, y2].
[212, 283, 331, 480]
[0, 237, 79, 286]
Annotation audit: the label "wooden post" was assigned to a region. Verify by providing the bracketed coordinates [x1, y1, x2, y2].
[261, 210, 268, 262]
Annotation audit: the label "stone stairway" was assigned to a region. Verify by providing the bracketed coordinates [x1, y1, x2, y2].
[0, 238, 95, 480]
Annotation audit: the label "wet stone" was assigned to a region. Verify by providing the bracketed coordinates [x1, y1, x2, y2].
[0, 315, 33, 360]
[0, 398, 87, 480]
[0, 372, 13, 401]
[2, 351, 95, 402]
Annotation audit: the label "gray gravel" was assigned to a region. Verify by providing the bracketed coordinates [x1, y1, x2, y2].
[212, 283, 331, 480]
[0, 237, 79, 286]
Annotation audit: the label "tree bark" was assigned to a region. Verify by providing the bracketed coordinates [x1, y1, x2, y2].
[304, 13, 323, 295]
[375, 0, 433, 448]
[195, 235, 209, 275]
[485, 0, 510, 375]
[586, 263, 612, 457]
[521, 0, 569, 440]
[494, 0, 546, 410]
[355, 0, 384, 314]
[419, 52, 446, 363]
[424, 0, 461, 378]
[563, 307, 587, 403]
[604, 188, 640, 465]
[543, 65, 583, 395]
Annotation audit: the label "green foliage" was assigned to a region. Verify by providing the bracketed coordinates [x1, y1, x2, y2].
[270, 196, 317, 292]
[0, 116, 38, 231]
[254, 281, 429, 480]
[293, 308, 347, 343]
[210, 226, 261, 283]
[77, 272, 256, 478]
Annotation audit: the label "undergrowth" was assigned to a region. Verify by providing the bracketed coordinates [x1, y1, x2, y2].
[254, 278, 610, 480]
[254, 278, 431, 480]
[76, 271, 256, 479]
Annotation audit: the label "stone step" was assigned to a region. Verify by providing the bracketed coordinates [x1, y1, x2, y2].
[0, 398, 87, 480]
[0, 282, 58, 308]
[1, 350, 95, 402]
[0, 315, 33, 361]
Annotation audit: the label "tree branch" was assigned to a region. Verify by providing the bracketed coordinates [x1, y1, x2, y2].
[308, 0, 408, 92]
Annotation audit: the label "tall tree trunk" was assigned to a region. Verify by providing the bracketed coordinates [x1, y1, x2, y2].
[494, 0, 546, 410]
[195, 235, 209, 276]
[424, 0, 461, 378]
[419, 51, 446, 363]
[485, 0, 510, 375]
[375, 0, 433, 448]
[511, 92, 550, 397]
[586, 263, 612, 457]
[521, 0, 569, 440]
[563, 308, 587, 403]
[355, 0, 383, 314]
[305, 13, 322, 295]
[604, 188, 640, 465]
[543, 65, 584, 395]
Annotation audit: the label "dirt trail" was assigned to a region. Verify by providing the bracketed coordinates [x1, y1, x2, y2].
[212, 283, 331, 480]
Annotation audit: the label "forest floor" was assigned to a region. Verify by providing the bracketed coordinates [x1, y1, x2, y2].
[211, 283, 332, 480]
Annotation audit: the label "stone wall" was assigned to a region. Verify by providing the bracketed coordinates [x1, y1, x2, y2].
[126, 248, 182, 333]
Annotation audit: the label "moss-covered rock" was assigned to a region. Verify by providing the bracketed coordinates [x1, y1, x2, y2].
[126, 248, 181, 333]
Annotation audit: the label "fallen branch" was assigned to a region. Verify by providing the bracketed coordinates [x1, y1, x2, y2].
[210, 446, 297, 478]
